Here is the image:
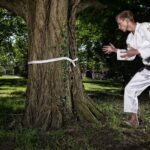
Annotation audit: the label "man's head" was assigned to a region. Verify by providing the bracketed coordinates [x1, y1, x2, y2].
[116, 10, 135, 32]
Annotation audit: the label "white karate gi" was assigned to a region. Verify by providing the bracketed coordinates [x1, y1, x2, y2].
[117, 22, 150, 113]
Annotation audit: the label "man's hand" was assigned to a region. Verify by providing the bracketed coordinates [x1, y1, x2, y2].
[120, 47, 140, 59]
[102, 43, 117, 54]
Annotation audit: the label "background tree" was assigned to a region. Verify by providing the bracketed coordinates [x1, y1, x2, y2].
[0, 8, 27, 76]
[0, 0, 106, 131]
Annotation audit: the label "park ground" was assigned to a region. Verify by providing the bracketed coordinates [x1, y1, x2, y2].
[0, 75, 150, 150]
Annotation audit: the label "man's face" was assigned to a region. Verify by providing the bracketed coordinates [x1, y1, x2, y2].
[116, 18, 128, 32]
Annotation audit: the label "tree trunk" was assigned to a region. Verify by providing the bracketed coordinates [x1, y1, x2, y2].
[25, 0, 102, 131]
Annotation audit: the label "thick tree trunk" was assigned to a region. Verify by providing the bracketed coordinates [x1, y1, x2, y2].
[0, 0, 103, 131]
[0, 0, 105, 130]
[0, 0, 98, 130]
[25, 0, 102, 131]
[26, 0, 69, 130]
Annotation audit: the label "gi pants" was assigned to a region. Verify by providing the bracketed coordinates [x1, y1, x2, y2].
[124, 67, 150, 113]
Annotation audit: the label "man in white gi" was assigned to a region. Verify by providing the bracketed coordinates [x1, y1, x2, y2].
[102, 10, 150, 127]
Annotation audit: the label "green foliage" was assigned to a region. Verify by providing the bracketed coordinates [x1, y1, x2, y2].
[77, 0, 149, 84]
[0, 8, 27, 77]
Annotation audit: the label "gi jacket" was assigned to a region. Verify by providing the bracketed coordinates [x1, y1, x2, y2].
[117, 22, 150, 65]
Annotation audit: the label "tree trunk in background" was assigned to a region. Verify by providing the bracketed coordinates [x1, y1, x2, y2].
[25, 0, 102, 131]
[68, 0, 102, 124]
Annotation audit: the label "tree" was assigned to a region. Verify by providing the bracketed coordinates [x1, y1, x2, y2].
[0, 0, 105, 131]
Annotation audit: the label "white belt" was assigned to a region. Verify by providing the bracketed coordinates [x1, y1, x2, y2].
[28, 57, 78, 67]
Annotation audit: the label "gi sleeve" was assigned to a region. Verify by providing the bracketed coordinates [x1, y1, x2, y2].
[117, 49, 127, 60]
[117, 34, 136, 61]
[117, 33, 136, 61]
[116, 48, 136, 61]
[138, 23, 150, 60]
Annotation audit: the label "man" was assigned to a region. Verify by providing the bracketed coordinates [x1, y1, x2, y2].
[102, 10, 150, 127]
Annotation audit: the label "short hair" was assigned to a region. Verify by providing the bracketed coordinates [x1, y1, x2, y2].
[116, 10, 135, 22]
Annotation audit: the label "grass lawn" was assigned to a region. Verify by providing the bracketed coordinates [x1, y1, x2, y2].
[83, 77, 122, 93]
[0, 75, 150, 150]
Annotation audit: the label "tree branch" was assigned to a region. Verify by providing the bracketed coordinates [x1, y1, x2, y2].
[77, 0, 106, 13]
[0, 0, 27, 20]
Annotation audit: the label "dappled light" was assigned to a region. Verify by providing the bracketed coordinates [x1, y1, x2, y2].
[0, 0, 150, 149]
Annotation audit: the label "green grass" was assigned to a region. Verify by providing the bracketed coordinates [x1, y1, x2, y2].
[0, 75, 150, 150]
[0, 75, 26, 131]
[0, 76, 26, 97]
[83, 77, 122, 93]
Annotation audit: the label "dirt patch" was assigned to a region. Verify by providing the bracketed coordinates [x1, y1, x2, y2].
[0, 138, 15, 150]
[88, 127, 150, 150]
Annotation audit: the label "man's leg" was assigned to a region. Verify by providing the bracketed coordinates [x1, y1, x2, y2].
[124, 69, 150, 126]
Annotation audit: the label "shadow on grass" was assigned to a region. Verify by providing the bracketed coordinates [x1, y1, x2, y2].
[0, 96, 25, 112]
[0, 96, 25, 130]
[0, 78, 27, 87]
[0, 90, 26, 96]
[0, 77, 26, 129]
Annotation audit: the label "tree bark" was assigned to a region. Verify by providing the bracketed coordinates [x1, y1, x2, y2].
[0, 0, 103, 131]
[25, 0, 70, 130]
[77, 0, 106, 13]
[0, 0, 27, 20]
[68, 0, 102, 124]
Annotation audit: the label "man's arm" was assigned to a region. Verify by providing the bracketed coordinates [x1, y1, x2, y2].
[102, 43, 136, 61]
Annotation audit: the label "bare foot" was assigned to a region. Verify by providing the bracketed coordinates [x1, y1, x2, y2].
[127, 113, 139, 127]
[128, 119, 139, 127]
